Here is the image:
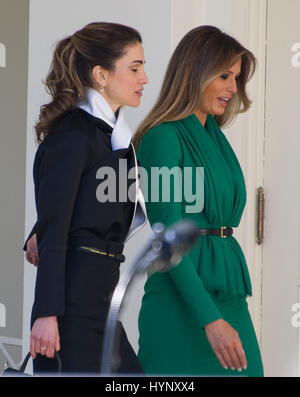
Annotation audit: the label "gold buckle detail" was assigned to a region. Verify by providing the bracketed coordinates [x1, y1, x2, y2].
[80, 245, 110, 257]
[220, 226, 227, 238]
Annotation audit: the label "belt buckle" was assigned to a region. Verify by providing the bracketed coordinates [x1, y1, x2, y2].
[220, 226, 227, 238]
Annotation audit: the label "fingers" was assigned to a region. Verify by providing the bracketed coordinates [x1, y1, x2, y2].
[32, 253, 39, 266]
[33, 337, 55, 358]
[30, 334, 36, 359]
[40, 338, 50, 356]
[218, 348, 234, 370]
[33, 336, 55, 358]
[234, 346, 247, 370]
[215, 350, 228, 370]
[45, 340, 55, 358]
[30, 317, 59, 360]
[25, 251, 33, 264]
[227, 347, 243, 371]
[26, 234, 39, 266]
[215, 346, 246, 372]
[212, 335, 247, 372]
[42, 335, 60, 359]
[230, 334, 247, 370]
[205, 319, 249, 373]
[25, 251, 39, 266]
[35, 337, 41, 355]
[55, 334, 60, 353]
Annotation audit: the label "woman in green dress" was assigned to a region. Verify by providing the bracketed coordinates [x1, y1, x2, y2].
[133, 26, 264, 377]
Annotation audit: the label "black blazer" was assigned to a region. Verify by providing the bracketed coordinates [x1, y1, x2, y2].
[24, 108, 138, 320]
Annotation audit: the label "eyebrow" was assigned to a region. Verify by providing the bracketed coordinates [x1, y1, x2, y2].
[130, 60, 146, 65]
[227, 70, 241, 76]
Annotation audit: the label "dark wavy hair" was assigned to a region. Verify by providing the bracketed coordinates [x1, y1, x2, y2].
[35, 22, 142, 143]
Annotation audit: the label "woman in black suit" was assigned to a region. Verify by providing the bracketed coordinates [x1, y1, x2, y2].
[24, 22, 148, 374]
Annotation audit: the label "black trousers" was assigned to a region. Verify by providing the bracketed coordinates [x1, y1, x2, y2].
[32, 246, 143, 375]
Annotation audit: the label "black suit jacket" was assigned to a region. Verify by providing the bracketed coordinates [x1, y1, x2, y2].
[24, 108, 137, 319]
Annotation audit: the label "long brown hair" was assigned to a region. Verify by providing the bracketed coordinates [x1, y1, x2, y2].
[35, 22, 142, 143]
[133, 25, 256, 149]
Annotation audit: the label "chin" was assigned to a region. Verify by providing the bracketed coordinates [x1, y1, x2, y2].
[214, 108, 226, 116]
[127, 99, 141, 108]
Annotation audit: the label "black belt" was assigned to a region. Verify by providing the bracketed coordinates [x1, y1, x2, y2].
[197, 226, 233, 238]
[67, 243, 125, 262]
[67, 238, 125, 263]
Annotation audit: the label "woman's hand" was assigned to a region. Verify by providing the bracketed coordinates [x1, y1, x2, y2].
[204, 318, 247, 372]
[25, 234, 39, 266]
[30, 316, 60, 359]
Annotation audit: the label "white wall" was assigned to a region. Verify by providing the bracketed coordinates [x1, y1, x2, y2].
[0, 0, 29, 369]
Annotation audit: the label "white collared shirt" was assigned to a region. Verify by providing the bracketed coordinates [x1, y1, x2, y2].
[78, 88, 147, 242]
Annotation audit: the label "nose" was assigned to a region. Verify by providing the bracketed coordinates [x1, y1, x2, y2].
[141, 70, 149, 85]
[228, 78, 238, 94]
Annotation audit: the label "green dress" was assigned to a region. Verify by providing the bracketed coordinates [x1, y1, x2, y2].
[136, 114, 264, 377]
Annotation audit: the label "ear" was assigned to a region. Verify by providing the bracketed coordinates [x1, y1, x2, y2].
[92, 65, 109, 87]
